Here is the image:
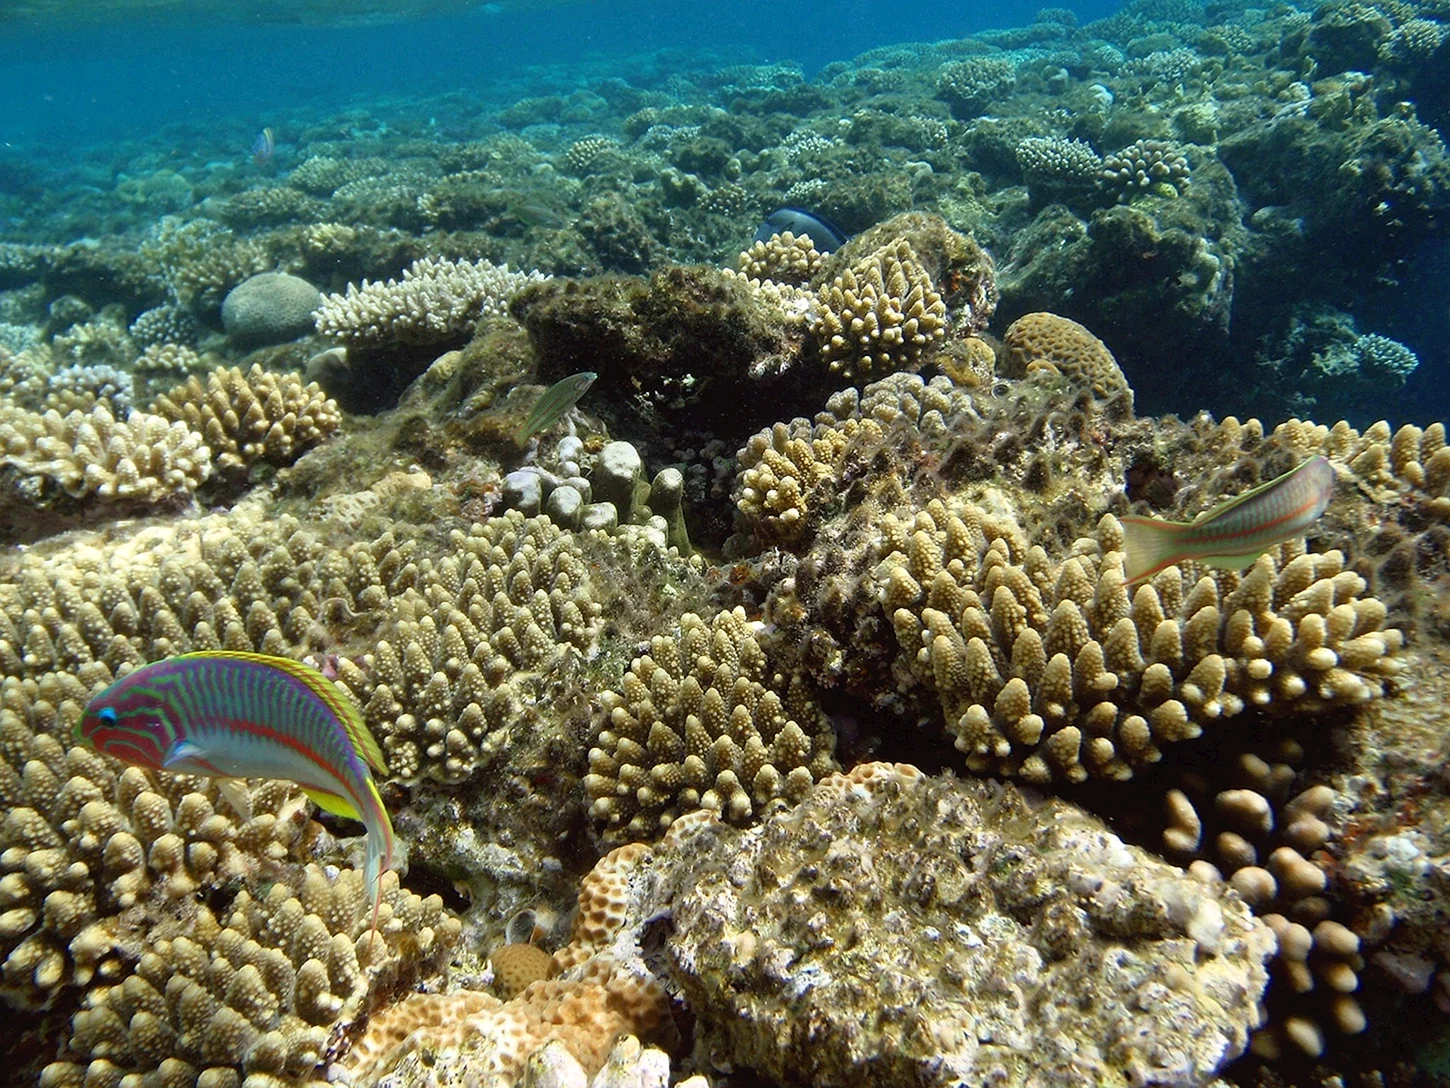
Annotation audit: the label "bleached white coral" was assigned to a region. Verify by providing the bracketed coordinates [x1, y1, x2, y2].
[315, 256, 551, 348]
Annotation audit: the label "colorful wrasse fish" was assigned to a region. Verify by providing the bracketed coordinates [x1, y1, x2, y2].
[251, 127, 275, 167]
[1120, 455, 1335, 586]
[76, 650, 393, 935]
[514, 370, 597, 446]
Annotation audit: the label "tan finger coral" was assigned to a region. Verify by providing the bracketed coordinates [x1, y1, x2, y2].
[314, 256, 551, 349]
[42, 865, 460, 1087]
[1000, 311, 1131, 400]
[877, 497, 1401, 783]
[330, 510, 604, 783]
[735, 230, 824, 285]
[812, 239, 946, 380]
[0, 403, 211, 541]
[585, 607, 838, 843]
[150, 364, 343, 473]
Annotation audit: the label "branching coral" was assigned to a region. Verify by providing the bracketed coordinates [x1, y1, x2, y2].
[585, 607, 837, 842]
[878, 497, 1401, 782]
[315, 257, 550, 349]
[811, 239, 947, 380]
[149, 364, 343, 473]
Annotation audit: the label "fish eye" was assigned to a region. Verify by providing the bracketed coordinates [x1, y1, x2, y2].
[98, 707, 118, 724]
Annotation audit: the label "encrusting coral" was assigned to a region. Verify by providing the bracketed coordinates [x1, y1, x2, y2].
[585, 606, 837, 842]
[314, 257, 551, 349]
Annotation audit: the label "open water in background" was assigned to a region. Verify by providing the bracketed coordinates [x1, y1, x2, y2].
[0, 0, 1120, 148]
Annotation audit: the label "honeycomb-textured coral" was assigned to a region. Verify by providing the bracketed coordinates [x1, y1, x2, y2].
[149, 364, 343, 472]
[0, 402, 210, 504]
[812, 239, 946, 380]
[877, 497, 1401, 782]
[489, 941, 557, 999]
[735, 231, 824, 286]
[341, 845, 672, 1088]
[314, 257, 551, 349]
[42, 865, 460, 1085]
[1000, 312, 1130, 399]
[585, 607, 838, 842]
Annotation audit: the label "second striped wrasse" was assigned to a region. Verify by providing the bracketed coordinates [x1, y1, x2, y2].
[1120, 455, 1335, 586]
[76, 650, 394, 935]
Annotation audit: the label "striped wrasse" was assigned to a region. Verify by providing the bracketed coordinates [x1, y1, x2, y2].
[1120, 455, 1336, 586]
[76, 650, 393, 934]
[515, 371, 597, 446]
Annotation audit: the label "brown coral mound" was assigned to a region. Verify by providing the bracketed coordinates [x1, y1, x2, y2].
[1000, 311, 1130, 400]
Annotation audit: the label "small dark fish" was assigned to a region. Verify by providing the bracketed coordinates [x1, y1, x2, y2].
[515, 371, 597, 446]
[753, 206, 849, 253]
[251, 127, 275, 167]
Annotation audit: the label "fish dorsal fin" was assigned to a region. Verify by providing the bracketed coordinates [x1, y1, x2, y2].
[176, 651, 389, 776]
[304, 786, 362, 820]
[1191, 458, 1316, 525]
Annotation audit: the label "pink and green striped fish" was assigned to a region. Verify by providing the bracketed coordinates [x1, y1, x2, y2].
[1121, 455, 1335, 586]
[76, 650, 393, 934]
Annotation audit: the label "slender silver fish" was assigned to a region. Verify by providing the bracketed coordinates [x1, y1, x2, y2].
[1120, 455, 1336, 585]
[514, 371, 597, 446]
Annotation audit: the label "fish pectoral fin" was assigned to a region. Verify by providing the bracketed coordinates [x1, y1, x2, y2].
[216, 778, 254, 823]
[162, 738, 210, 772]
[304, 787, 362, 820]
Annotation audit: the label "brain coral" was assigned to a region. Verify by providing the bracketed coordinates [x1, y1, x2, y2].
[1000, 311, 1130, 400]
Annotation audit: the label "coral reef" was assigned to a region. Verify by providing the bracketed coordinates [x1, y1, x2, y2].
[811, 239, 947, 381]
[1000, 311, 1131, 400]
[315, 258, 550, 351]
[585, 606, 837, 842]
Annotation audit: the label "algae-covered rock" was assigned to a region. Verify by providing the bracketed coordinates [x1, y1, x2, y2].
[661, 763, 1274, 1088]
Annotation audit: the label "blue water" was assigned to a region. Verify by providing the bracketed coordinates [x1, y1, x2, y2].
[0, 0, 1116, 148]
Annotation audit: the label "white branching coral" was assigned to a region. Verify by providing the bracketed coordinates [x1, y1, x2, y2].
[315, 257, 551, 348]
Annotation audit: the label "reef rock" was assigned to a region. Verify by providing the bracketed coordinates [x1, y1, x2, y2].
[659, 762, 1275, 1088]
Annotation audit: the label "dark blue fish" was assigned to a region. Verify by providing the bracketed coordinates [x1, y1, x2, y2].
[251, 127, 275, 167]
[753, 206, 849, 253]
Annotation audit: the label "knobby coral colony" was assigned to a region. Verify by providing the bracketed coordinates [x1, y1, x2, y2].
[0, 15, 1448, 1087]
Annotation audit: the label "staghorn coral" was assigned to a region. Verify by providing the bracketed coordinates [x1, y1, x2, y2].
[1000, 311, 1131, 400]
[811, 239, 947, 380]
[314, 257, 550, 350]
[876, 496, 1401, 783]
[584, 607, 837, 843]
[149, 364, 343, 474]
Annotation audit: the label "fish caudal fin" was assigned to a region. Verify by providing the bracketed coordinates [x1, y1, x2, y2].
[1120, 515, 1193, 586]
